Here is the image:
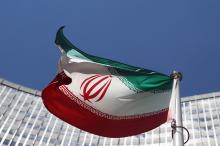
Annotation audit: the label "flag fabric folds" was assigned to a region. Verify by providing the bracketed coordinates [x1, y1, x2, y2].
[42, 27, 174, 138]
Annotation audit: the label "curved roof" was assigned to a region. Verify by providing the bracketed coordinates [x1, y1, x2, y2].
[0, 78, 41, 96]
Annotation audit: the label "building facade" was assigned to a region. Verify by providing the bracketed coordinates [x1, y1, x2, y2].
[0, 78, 219, 146]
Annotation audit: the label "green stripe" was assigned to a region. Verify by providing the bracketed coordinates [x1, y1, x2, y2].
[55, 26, 173, 92]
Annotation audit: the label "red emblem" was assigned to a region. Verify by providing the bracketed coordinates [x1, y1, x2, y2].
[80, 74, 112, 102]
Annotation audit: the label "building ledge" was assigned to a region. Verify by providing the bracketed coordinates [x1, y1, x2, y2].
[0, 78, 41, 96]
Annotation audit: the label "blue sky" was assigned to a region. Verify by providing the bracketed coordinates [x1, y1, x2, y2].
[0, 1, 219, 97]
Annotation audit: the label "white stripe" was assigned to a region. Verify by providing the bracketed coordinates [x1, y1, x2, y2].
[60, 54, 173, 117]
[61, 85, 169, 120]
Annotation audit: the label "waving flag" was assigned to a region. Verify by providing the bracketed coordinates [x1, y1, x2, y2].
[42, 27, 174, 138]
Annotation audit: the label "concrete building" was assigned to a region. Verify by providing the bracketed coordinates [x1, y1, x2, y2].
[0, 78, 219, 146]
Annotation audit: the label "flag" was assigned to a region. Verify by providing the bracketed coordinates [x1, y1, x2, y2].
[42, 26, 174, 138]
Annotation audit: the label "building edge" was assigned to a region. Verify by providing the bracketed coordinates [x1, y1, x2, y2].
[0, 78, 41, 96]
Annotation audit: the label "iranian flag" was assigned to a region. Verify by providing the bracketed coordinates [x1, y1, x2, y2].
[42, 27, 174, 138]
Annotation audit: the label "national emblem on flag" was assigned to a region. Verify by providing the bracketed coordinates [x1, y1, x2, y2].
[42, 26, 174, 138]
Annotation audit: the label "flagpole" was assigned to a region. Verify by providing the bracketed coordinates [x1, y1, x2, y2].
[171, 71, 184, 146]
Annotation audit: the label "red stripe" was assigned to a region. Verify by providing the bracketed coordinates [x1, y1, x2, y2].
[42, 74, 169, 138]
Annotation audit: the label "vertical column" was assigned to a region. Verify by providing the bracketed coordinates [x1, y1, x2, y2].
[38, 115, 53, 146]
[0, 92, 24, 137]
[14, 99, 39, 145]
[110, 138, 113, 146]
[23, 103, 43, 146]
[103, 137, 107, 146]
[0, 88, 12, 108]
[189, 101, 196, 146]
[130, 136, 133, 146]
[123, 137, 127, 146]
[89, 134, 94, 146]
[67, 127, 76, 146]
[201, 100, 210, 146]
[82, 132, 88, 146]
[46, 118, 58, 145]
[60, 124, 69, 146]
[0, 93, 29, 145]
[144, 133, 147, 145]
[208, 98, 218, 146]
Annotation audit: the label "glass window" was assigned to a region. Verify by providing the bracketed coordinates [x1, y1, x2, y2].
[3, 139, 9, 145]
